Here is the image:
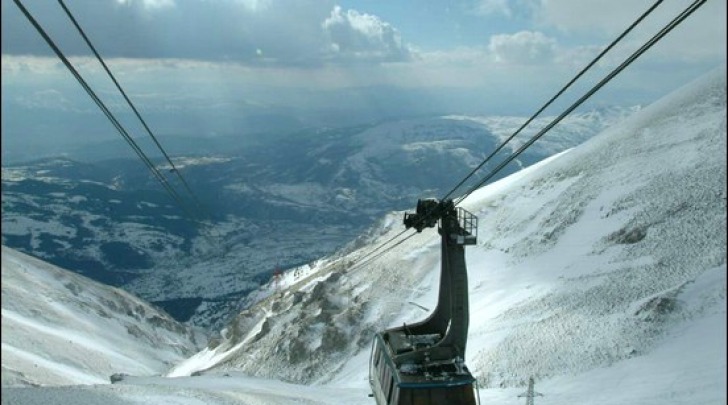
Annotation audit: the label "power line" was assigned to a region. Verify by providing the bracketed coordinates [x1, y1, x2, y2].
[347, 198, 453, 273]
[455, 0, 707, 205]
[349, 231, 418, 273]
[12, 0, 204, 230]
[54, 0, 222, 249]
[440, 0, 665, 203]
[56, 0, 211, 221]
[346, 0, 707, 272]
[348, 228, 411, 272]
[347, 1, 668, 271]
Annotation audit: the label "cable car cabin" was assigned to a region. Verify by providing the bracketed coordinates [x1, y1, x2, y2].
[369, 332, 479, 405]
[369, 199, 480, 405]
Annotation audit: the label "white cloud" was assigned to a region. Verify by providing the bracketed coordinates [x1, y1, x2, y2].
[15, 89, 80, 111]
[532, 0, 726, 62]
[1, 55, 59, 75]
[116, 0, 175, 10]
[236, 0, 271, 12]
[322, 6, 412, 62]
[534, 0, 645, 34]
[466, 1, 724, 69]
[488, 30, 556, 64]
[474, 0, 512, 17]
[4, 1, 416, 67]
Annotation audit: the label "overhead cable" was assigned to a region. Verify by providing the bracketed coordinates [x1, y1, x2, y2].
[348, 0, 707, 271]
[455, 0, 707, 205]
[440, 0, 665, 202]
[12, 0, 201, 226]
[348, 231, 418, 273]
[56, 0, 212, 221]
[348, 0, 669, 271]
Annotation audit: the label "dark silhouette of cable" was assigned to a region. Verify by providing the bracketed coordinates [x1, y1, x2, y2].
[440, 0, 665, 203]
[349, 0, 707, 271]
[12, 0, 204, 230]
[455, 0, 707, 206]
[347, 228, 412, 272]
[349, 231, 418, 273]
[56, 0, 211, 221]
[347, 0, 667, 271]
[55, 0, 221, 249]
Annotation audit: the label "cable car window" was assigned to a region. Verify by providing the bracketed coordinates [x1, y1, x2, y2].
[399, 384, 477, 405]
[386, 377, 395, 404]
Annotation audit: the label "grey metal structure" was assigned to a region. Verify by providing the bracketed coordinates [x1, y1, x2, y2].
[369, 198, 480, 405]
[517, 376, 544, 405]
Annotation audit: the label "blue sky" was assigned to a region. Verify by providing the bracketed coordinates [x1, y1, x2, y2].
[1, 0, 725, 159]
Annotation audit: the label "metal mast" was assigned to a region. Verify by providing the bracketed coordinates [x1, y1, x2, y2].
[518, 376, 544, 405]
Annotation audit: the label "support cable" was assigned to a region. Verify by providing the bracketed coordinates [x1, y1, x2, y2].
[12, 0, 202, 228]
[348, 0, 707, 271]
[455, 0, 707, 206]
[348, 231, 418, 273]
[348, 0, 668, 271]
[56, 0, 211, 221]
[440, 0, 665, 203]
[347, 228, 411, 272]
[55, 0, 221, 248]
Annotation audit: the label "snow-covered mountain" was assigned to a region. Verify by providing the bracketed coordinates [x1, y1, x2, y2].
[1, 107, 634, 330]
[0, 66, 725, 404]
[167, 66, 725, 398]
[1, 246, 206, 387]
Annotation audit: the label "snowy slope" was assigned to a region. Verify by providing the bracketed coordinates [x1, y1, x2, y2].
[459, 65, 727, 390]
[1, 108, 631, 332]
[165, 66, 726, 400]
[1, 246, 206, 387]
[0, 65, 724, 404]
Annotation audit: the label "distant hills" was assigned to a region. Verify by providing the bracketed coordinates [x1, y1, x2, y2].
[1, 109, 636, 329]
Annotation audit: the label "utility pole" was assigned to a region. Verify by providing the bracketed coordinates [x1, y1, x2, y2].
[273, 265, 282, 295]
[517, 376, 543, 405]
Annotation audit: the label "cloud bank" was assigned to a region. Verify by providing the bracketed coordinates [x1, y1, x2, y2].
[2, 0, 413, 66]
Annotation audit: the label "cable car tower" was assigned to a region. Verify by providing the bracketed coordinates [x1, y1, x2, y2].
[369, 198, 481, 405]
[518, 376, 544, 405]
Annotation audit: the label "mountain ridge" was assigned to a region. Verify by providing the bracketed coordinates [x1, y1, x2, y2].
[164, 66, 726, 392]
[0, 67, 724, 404]
[2, 109, 635, 330]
